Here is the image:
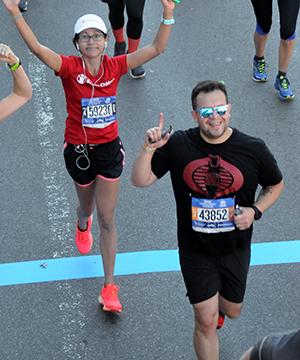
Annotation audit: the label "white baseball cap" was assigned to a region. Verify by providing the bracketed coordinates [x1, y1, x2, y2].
[74, 14, 107, 35]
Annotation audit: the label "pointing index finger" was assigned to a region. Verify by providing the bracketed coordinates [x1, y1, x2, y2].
[158, 112, 165, 130]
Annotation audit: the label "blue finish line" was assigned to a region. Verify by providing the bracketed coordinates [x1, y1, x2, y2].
[1, 240, 300, 287]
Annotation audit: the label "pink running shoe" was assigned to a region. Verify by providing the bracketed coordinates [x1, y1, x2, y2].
[75, 215, 93, 254]
[98, 283, 122, 313]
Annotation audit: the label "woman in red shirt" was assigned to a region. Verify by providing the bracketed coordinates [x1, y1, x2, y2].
[2, 0, 176, 313]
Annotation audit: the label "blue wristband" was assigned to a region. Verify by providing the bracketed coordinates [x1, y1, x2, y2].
[161, 17, 175, 25]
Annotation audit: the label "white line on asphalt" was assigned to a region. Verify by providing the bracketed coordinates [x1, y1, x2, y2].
[29, 57, 87, 360]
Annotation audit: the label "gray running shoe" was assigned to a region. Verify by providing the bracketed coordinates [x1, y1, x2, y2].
[130, 65, 146, 79]
[18, 0, 28, 12]
[114, 42, 126, 56]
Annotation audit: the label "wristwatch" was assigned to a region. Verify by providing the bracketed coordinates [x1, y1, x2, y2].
[250, 205, 262, 220]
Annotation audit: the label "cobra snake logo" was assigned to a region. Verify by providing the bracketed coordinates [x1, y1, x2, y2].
[183, 154, 244, 197]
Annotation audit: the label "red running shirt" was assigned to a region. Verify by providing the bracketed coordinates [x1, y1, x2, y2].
[55, 54, 127, 144]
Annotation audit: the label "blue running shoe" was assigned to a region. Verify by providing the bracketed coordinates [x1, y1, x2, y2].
[274, 75, 295, 101]
[252, 58, 267, 82]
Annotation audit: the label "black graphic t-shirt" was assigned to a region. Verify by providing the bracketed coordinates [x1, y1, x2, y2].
[151, 128, 283, 256]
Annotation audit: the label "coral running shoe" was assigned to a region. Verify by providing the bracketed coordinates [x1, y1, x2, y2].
[75, 216, 93, 254]
[252, 58, 267, 82]
[274, 75, 295, 101]
[98, 283, 122, 313]
[217, 312, 225, 330]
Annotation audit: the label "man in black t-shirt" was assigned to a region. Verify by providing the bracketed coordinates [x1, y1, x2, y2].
[240, 328, 300, 360]
[131, 80, 284, 360]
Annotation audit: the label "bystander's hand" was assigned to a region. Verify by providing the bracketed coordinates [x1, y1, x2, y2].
[0, 43, 19, 67]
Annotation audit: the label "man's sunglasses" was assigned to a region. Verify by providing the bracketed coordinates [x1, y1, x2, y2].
[197, 104, 229, 118]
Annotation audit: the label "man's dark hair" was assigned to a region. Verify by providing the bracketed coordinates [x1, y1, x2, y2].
[191, 80, 229, 110]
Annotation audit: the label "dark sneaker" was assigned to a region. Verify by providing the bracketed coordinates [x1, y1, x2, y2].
[18, 0, 28, 12]
[130, 65, 146, 79]
[274, 75, 295, 101]
[217, 312, 225, 330]
[252, 58, 267, 82]
[114, 42, 126, 56]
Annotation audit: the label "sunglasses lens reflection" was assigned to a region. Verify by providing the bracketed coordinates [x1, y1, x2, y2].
[199, 105, 228, 118]
[200, 109, 213, 118]
[216, 105, 227, 116]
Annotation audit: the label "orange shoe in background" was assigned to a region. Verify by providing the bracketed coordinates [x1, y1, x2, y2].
[217, 312, 225, 330]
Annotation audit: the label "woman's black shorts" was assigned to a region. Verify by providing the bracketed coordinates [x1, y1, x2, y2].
[63, 137, 125, 186]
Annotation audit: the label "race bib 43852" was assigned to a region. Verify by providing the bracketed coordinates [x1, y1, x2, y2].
[191, 197, 235, 234]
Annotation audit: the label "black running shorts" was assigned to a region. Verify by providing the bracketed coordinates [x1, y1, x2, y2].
[179, 246, 250, 304]
[63, 137, 125, 186]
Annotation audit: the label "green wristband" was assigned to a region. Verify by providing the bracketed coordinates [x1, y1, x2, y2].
[8, 61, 22, 71]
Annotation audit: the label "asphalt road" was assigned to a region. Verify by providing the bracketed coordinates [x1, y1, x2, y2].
[0, 0, 300, 359]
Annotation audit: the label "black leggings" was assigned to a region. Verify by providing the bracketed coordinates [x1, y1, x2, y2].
[251, 0, 300, 40]
[106, 0, 146, 39]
